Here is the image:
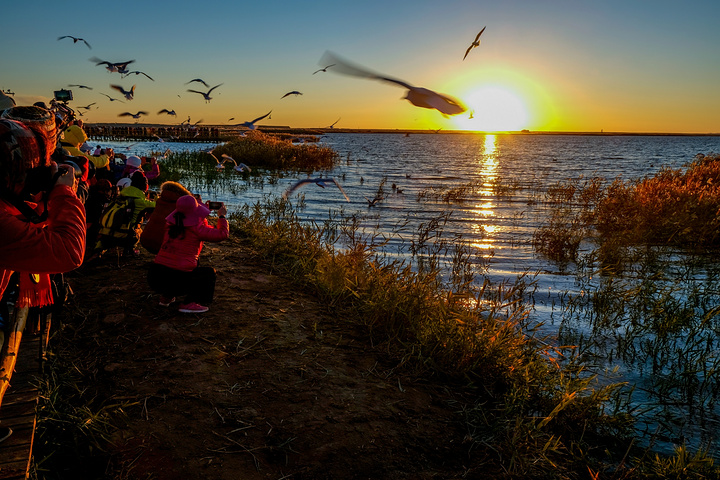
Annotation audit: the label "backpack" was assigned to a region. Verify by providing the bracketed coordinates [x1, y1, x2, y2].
[97, 196, 137, 240]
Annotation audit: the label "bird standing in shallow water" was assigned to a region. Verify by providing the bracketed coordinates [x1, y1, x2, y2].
[463, 26, 486, 60]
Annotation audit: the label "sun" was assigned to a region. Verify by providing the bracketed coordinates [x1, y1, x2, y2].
[453, 86, 529, 132]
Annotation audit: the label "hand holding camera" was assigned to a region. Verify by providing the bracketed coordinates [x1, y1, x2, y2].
[53, 162, 78, 191]
[207, 201, 227, 217]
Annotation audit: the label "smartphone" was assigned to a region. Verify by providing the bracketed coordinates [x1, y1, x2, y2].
[208, 201, 223, 210]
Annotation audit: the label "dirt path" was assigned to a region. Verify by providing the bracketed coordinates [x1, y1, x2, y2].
[59, 237, 482, 479]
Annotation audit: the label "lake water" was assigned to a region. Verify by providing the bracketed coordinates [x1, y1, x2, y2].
[98, 132, 720, 456]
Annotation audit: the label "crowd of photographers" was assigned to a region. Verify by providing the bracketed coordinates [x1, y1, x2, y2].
[0, 97, 229, 443]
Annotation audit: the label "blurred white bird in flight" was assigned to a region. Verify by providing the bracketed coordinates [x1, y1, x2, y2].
[282, 177, 350, 202]
[318, 51, 466, 116]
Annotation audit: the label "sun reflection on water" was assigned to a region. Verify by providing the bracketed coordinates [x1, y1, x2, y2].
[472, 135, 499, 252]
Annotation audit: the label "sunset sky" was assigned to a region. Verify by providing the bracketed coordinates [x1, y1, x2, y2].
[2, 0, 719, 133]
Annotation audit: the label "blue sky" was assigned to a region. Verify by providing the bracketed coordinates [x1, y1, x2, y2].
[2, 0, 719, 132]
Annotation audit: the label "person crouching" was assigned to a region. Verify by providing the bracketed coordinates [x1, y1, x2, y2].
[147, 195, 228, 313]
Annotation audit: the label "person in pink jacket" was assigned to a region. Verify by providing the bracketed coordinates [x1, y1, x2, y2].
[147, 195, 228, 313]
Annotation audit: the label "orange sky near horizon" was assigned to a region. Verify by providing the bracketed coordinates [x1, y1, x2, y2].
[2, 1, 719, 134]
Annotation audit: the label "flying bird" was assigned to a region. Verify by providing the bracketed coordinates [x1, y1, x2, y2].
[58, 35, 91, 49]
[318, 51, 466, 116]
[463, 26, 486, 60]
[90, 57, 135, 74]
[122, 70, 154, 81]
[99, 93, 124, 103]
[234, 110, 272, 130]
[281, 91, 302, 99]
[119, 111, 148, 119]
[158, 108, 177, 116]
[110, 84, 135, 100]
[213, 154, 252, 173]
[77, 102, 96, 111]
[327, 118, 341, 129]
[313, 64, 335, 75]
[282, 177, 350, 202]
[187, 83, 223, 103]
[68, 84, 93, 90]
[185, 78, 210, 88]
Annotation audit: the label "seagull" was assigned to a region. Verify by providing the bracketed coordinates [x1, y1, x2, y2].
[313, 64, 335, 75]
[119, 111, 148, 119]
[68, 84, 93, 90]
[152, 134, 165, 143]
[281, 91, 302, 99]
[90, 57, 135, 74]
[77, 102, 96, 111]
[463, 26, 486, 61]
[122, 70, 154, 81]
[187, 83, 223, 103]
[58, 35, 91, 49]
[221, 154, 252, 173]
[318, 51, 466, 116]
[327, 118, 341, 129]
[234, 110, 272, 130]
[282, 177, 350, 202]
[185, 78, 210, 88]
[99, 93, 124, 103]
[110, 84, 135, 100]
[158, 108, 177, 116]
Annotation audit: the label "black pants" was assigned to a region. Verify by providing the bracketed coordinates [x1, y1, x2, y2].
[147, 262, 216, 305]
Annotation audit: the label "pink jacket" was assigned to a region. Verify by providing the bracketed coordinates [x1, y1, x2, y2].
[153, 218, 228, 272]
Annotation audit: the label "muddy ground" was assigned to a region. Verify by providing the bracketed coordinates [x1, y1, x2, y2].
[51, 236, 492, 479]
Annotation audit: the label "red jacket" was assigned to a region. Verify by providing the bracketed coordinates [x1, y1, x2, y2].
[140, 182, 191, 255]
[0, 185, 86, 296]
[153, 218, 228, 272]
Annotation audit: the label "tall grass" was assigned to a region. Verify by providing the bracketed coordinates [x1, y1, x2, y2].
[231, 199, 646, 478]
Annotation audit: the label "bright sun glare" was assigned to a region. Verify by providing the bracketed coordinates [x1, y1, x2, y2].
[453, 86, 529, 132]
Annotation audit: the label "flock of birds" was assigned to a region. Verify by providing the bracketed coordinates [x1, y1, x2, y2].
[51, 26, 488, 204]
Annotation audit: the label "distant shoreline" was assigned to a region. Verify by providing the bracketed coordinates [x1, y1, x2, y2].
[85, 123, 720, 137]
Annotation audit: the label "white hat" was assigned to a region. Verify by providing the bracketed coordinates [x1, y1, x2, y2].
[126, 155, 142, 168]
[117, 177, 132, 189]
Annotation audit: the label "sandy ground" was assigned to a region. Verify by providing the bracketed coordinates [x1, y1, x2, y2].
[57, 236, 486, 479]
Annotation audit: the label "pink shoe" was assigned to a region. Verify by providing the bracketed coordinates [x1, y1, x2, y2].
[178, 302, 209, 313]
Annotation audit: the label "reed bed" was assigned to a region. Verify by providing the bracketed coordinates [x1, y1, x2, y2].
[230, 199, 660, 479]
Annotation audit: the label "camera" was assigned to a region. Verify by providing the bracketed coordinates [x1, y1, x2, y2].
[208, 201, 223, 210]
[53, 89, 73, 103]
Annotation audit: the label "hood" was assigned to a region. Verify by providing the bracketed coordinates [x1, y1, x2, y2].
[62, 125, 87, 147]
[160, 181, 192, 198]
